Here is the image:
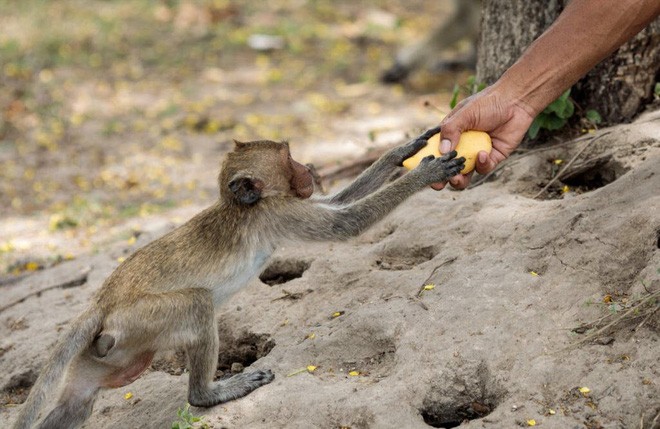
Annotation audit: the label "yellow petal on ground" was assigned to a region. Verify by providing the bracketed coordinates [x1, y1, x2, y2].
[127, 236, 137, 245]
[307, 333, 316, 340]
[117, 257, 126, 263]
[553, 159, 563, 165]
[579, 386, 590, 394]
[124, 392, 133, 400]
[0, 242, 14, 253]
[307, 365, 317, 372]
[332, 311, 344, 318]
[530, 271, 539, 276]
[562, 185, 570, 193]
[527, 419, 536, 426]
[548, 409, 556, 415]
[423, 284, 435, 291]
[348, 371, 360, 376]
[25, 262, 40, 271]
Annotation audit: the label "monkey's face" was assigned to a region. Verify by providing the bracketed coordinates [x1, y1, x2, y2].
[221, 140, 314, 205]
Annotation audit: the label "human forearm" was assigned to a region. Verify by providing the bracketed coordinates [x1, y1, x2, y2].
[498, 0, 660, 116]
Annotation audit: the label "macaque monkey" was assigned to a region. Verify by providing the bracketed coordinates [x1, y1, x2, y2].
[382, 0, 482, 83]
[13, 127, 464, 429]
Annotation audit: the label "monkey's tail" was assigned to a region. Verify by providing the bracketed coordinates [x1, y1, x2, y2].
[12, 306, 104, 429]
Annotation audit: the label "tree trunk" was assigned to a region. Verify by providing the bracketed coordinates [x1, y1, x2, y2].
[476, 0, 660, 125]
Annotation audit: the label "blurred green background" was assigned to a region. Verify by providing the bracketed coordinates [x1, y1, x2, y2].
[0, 0, 465, 273]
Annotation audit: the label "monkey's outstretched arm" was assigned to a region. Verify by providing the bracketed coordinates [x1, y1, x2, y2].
[274, 150, 463, 241]
[317, 126, 441, 205]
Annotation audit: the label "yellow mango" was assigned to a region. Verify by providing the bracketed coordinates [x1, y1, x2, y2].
[402, 131, 492, 174]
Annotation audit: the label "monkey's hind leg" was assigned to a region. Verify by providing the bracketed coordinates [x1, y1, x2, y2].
[185, 296, 274, 407]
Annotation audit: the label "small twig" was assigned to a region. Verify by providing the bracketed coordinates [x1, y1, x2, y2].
[415, 257, 457, 297]
[558, 289, 660, 353]
[634, 306, 659, 332]
[533, 131, 612, 199]
[651, 411, 660, 428]
[0, 267, 91, 313]
[423, 100, 445, 114]
[640, 279, 652, 294]
[410, 257, 457, 311]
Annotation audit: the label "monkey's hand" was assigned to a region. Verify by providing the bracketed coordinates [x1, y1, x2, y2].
[386, 126, 442, 166]
[412, 151, 465, 185]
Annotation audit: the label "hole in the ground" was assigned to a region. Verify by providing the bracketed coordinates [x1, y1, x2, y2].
[151, 330, 275, 379]
[420, 361, 503, 428]
[535, 157, 629, 200]
[560, 159, 624, 190]
[0, 370, 37, 405]
[376, 245, 436, 271]
[216, 331, 275, 372]
[421, 401, 494, 428]
[259, 258, 311, 285]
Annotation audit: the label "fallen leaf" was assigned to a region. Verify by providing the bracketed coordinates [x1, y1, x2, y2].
[25, 262, 40, 271]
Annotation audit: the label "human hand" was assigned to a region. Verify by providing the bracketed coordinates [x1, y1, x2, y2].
[431, 84, 536, 190]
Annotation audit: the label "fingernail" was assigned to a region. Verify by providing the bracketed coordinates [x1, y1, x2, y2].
[440, 139, 451, 154]
[478, 151, 487, 163]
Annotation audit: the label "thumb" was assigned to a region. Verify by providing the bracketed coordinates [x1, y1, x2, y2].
[439, 109, 473, 154]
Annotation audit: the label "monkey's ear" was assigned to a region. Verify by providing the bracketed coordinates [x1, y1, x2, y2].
[233, 139, 247, 151]
[228, 176, 264, 205]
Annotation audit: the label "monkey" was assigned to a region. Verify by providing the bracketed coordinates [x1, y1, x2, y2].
[381, 0, 482, 83]
[12, 126, 464, 429]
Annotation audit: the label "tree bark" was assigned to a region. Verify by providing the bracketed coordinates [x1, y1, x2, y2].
[476, 0, 659, 124]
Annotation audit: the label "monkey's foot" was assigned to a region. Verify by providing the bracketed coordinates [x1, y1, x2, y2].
[189, 370, 275, 407]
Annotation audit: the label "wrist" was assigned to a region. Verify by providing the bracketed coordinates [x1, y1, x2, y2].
[494, 67, 550, 118]
[405, 168, 428, 188]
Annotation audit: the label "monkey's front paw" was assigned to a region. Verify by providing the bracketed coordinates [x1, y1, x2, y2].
[417, 151, 465, 183]
[435, 154, 466, 182]
[390, 126, 442, 166]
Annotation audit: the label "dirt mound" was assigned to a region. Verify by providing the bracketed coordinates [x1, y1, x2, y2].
[1, 115, 658, 428]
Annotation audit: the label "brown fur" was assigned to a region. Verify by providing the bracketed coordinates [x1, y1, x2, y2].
[13, 131, 463, 429]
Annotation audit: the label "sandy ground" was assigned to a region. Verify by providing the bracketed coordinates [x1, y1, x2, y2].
[1, 110, 659, 429]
